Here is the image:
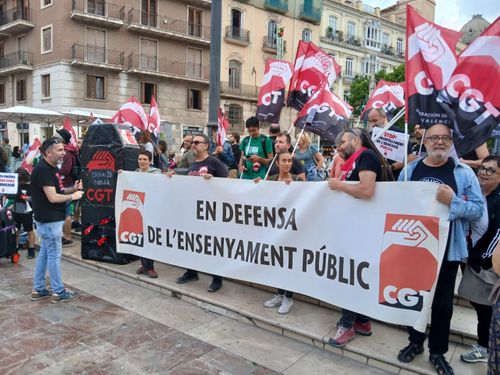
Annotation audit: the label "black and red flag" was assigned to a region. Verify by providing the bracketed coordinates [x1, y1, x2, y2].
[294, 81, 352, 142]
[405, 5, 461, 127]
[287, 41, 341, 111]
[437, 18, 500, 156]
[256, 59, 293, 123]
[360, 80, 405, 121]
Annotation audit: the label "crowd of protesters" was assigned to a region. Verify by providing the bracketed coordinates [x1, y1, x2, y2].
[2, 111, 500, 375]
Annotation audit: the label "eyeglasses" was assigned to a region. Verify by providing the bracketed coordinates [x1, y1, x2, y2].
[192, 140, 207, 146]
[478, 166, 498, 176]
[425, 135, 452, 144]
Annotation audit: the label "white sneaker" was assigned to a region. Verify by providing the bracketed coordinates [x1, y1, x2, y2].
[278, 297, 293, 314]
[460, 344, 488, 363]
[264, 294, 283, 308]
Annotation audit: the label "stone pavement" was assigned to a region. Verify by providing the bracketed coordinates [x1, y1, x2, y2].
[0, 252, 392, 374]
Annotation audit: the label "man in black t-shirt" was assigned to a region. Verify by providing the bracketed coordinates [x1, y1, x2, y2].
[327, 129, 381, 348]
[176, 133, 228, 292]
[267, 133, 305, 180]
[30, 137, 83, 303]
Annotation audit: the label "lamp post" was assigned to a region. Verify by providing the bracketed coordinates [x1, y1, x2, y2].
[207, 0, 222, 134]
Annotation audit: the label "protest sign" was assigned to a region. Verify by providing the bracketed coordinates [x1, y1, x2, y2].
[116, 173, 450, 331]
[371, 127, 409, 163]
[0, 173, 18, 194]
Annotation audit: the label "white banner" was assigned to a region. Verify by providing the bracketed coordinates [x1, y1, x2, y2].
[372, 127, 409, 163]
[115, 172, 450, 331]
[0, 173, 18, 194]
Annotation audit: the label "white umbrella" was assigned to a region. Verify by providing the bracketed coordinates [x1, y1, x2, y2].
[61, 108, 114, 120]
[0, 105, 64, 124]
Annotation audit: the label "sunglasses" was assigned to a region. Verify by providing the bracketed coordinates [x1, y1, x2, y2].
[192, 140, 207, 145]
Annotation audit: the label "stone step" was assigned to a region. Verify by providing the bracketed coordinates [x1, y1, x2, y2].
[61, 242, 486, 375]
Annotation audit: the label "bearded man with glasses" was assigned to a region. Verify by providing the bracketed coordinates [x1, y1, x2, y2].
[396, 124, 484, 375]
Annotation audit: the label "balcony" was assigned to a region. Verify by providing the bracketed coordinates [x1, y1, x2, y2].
[0, 51, 33, 75]
[264, 0, 288, 14]
[220, 82, 258, 101]
[262, 36, 276, 53]
[0, 7, 33, 36]
[381, 44, 395, 56]
[70, 0, 125, 29]
[322, 30, 363, 51]
[224, 26, 250, 46]
[299, 3, 321, 24]
[71, 44, 124, 71]
[127, 9, 210, 46]
[127, 54, 209, 84]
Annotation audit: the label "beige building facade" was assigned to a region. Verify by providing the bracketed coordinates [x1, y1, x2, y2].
[0, 0, 212, 150]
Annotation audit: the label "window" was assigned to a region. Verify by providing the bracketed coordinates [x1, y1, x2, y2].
[0, 43, 4, 58]
[42, 74, 50, 98]
[0, 83, 5, 104]
[140, 38, 157, 70]
[302, 28, 312, 42]
[397, 38, 404, 54]
[328, 15, 337, 32]
[347, 22, 356, 39]
[227, 104, 243, 128]
[141, 82, 157, 104]
[365, 20, 381, 49]
[382, 32, 389, 47]
[345, 58, 353, 77]
[267, 20, 277, 47]
[41, 0, 52, 8]
[188, 7, 203, 37]
[363, 55, 379, 75]
[88, 0, 105, 16]
[187, 47, 202, 78]
[228, 60, 241, 89]
[86, 75, 105, 100]
[41, 25, 52, 54]
[141, 0, 157, 27]
[86, 27, 106, 63]
[187, 88, 202, 110]
[230, 8, 242, 39]
[16, 79, 27, 102]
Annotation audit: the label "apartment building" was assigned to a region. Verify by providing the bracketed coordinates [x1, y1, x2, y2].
[221, 0, 322, 133]
[0, 0, 211, 149]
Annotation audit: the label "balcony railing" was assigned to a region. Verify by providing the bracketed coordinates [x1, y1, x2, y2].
[299, 4, 321, 24]
[323, 30, 363, 48]
[0, 6, 31, 26]
[224, 26, 250, 44]
[381, 44, 395, 56]
[71, 44, 124, 67]
[0, 50, 33, 71]
[263, 36, 277, 50]
[71, 0, 125, 24]
[127, 9, 210, 42]
[264, 0, 288, 14]
[220, 81, 258, 100]
[127, 54, 209, 81]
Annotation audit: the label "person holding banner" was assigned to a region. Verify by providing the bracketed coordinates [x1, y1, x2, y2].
[175, 133, 228, 292]
[295, 133, 325, 182]
[397, 124, 483, 375]
[238, 117, 273, 180]
[267, 133, 305, 180]
[327, 128, 391, 347]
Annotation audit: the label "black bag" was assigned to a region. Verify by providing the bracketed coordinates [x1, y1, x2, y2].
[0, 208, 17, 258]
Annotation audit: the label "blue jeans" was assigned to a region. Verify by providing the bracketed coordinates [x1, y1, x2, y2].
[33, 221, 65, 294]
[338, 309, 369, 329]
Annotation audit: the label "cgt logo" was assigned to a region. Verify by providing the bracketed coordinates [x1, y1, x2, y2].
[379, 214, 439, 311]
[117, 190, 145, 247]
[86, 188, 113, 203]
[87, 151, 116, 172]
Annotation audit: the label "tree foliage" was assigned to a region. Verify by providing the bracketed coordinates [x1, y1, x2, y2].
[347, 75, 370, 117]
[374, 64, 405, 83]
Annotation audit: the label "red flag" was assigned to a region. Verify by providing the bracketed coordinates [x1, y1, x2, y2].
[256, 59, 293, 123]
[438, 17, 500, 156]
[62, 117, 78, 147]
[147, 96, 161, 141]
[360, 80, 405, 121]
[111, 96, 148, 131]
[294, 80, 352, 142]
[406, 5, 461, 126]
[20, 138, 42, 173]
[217, 108, 229, 146]
[288, 41, 341, 111]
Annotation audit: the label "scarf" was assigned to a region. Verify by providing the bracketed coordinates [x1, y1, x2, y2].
[340, 147, 367, 181]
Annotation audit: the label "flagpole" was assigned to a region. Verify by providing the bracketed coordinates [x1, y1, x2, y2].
[404, 121, 408, 182]
[372, 107, 405, 142]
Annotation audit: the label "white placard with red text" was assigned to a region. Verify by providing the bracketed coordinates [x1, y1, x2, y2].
[0, 173, 18, 194]
[372, 127, 409, 163]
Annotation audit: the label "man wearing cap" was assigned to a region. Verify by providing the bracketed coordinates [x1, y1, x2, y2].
[56, 128, 79, 246]
[238, 117, 273, 180]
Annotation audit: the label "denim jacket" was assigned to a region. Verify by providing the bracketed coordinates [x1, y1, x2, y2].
[399, 158, 484, 262]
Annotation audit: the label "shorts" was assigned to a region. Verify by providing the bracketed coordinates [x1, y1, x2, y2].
[65, 201, 75, 217]
[13, 212, 33, 232]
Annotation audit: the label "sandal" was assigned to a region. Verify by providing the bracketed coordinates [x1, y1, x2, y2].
[429, 354, 454, 375]
[398, 342, 424, 363]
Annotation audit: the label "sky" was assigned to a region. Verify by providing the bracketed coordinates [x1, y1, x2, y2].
[363, 0, 499, 31]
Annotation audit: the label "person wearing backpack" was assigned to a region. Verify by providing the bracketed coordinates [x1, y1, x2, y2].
[56, 129, 79, 247]
[238, 117, 273, 180]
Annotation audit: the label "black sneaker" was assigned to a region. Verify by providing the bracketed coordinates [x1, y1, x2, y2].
[27, 248, 35, 259]
[62, 238, 73, 247]
[71, 221, 81, 229]
[429, 354, 454, 375]
[207, 279, 222, 292]
[398, 342, 424, 363]
[176, 271, 199, 284]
